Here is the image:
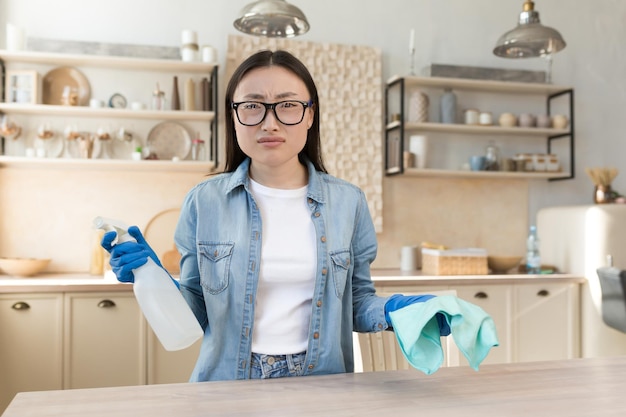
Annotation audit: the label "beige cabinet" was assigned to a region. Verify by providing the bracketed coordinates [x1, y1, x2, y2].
[361, 284, 458, 372]
[454, 285, 513, 365]
[374, 279, 580, 367]
[63, 292, 146, 389]
[0, 293, 63, 412]
[147, 331, 201, 384]
[0, 288, 203, 414]
[513, 282, 580, 362]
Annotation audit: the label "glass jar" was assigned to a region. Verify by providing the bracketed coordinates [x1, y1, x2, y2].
[151, 83, 166, 111]
[484, 141, 500, 171]
[191, 138, 206, 161]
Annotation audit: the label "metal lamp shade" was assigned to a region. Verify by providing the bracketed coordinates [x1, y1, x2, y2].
[493, 0, 566, 58]
[234, 0, 310, 38]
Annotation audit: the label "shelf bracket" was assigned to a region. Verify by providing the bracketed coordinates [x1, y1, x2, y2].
[547, 89, 575, 181]
[384, 77, 405, 175]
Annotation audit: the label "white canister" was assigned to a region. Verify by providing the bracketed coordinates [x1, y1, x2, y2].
[409, 135, 428, 169]
[181, 30, 197, 45]
[181, 44, 198, 62]
[201, 45, 217, 63]
[464, 109, 480, 125]
[532, 154, 547, 171]
[400, 245, 418, 271]
[479, 111, 493, 125]
[6, 23, 25, 51]
[547, 154, 560, 172]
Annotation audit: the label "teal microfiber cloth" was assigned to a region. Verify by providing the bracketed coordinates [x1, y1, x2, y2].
[388, 295, 499, 375]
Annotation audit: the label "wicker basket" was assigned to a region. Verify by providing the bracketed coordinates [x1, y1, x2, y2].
[421, 248, 488, 275]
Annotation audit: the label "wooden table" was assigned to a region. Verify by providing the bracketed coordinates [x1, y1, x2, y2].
[3, 356, 625, 416]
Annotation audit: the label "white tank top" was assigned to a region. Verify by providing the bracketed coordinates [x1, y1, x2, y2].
[249, 178, 317, 354]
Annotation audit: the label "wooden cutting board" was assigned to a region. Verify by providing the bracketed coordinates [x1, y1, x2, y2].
[144, 208, 181, 275]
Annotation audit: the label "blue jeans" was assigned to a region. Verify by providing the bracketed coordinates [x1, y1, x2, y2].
[250, 352, 306, 379]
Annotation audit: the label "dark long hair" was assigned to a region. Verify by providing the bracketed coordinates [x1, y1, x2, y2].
[223, 49, 327, 173]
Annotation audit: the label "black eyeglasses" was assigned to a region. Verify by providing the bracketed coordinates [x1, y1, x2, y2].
[231, 100, 313, 126]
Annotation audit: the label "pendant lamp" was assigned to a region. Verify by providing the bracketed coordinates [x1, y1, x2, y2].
[233, 0, 310, 38]
[493, 0, 566, 58]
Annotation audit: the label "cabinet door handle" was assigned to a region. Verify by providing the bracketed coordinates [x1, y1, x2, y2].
[11, 301, 30, 311]
[537, 289, 550, 297]
[97, 299, 116, 308]
[474, 292, 488, 299]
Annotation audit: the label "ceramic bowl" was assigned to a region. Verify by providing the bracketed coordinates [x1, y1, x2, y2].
[0, 257, 51, 277]
[487, 255, 522, 274]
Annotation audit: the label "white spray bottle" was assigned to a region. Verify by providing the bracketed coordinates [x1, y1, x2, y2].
[93, 216, 203, 351]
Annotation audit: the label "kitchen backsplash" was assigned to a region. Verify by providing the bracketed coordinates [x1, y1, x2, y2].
[0, 164, 528, 272]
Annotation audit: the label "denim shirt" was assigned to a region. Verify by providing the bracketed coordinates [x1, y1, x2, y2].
[174, 158, 389, 382]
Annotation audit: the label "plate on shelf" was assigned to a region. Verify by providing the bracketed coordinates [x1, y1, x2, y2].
[42, 66, 91, 106]
[146, 122, 191, 160]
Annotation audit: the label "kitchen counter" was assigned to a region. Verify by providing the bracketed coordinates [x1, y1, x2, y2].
[0, 269, 585, 293]
[3, 356, 625, 417]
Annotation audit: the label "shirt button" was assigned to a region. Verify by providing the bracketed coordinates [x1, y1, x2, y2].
[378, 323, 384, 329]
[321, 268, 327, 275]
[314, 212, 320, 217]
[267, 356, 275, 365]
[308, 364, 314, 370]
[321, 236, 326, 243]
[313, 332, 319, 339]
[316, 300, 322, 307]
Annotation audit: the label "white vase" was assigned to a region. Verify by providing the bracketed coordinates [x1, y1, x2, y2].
[407, 89, 429, 123]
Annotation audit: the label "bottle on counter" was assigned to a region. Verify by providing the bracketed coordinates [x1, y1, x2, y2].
[526, 225, 541, 274]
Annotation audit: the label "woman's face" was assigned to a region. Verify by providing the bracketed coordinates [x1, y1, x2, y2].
[232, 65, 313, 171]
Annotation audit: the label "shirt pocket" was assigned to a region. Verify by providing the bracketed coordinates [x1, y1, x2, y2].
[330, 249, 351, 298]
[198, 242, 234, 294]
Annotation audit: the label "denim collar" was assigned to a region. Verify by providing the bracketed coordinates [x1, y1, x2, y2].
[225, 157, 326, 204]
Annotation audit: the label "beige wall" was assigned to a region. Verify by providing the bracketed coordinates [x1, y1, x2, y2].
[0, 165, 206, 272]
[375, 176, 529, 268]
[0, 164, 529, 273]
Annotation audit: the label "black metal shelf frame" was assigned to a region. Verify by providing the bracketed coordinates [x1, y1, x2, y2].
[383, 76, 575, 180]
[547, 89, 574, 181]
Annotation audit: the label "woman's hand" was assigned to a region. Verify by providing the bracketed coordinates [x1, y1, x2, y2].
[101, 226, 162, 283]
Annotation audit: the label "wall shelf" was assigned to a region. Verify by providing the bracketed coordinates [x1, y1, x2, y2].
[387, 74, 572, 95]
[387, 120, 569, 137]
[0, 49, 220, 165]
[0, 155, 216, 173]
[384, 75, 575, 180]
[0, 103, 214, 121]
[391, 167, 569, 180]
[0, 50, 215, 73]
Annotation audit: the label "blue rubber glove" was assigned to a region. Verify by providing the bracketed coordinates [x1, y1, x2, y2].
[101, 225, 162, 283]
[385, 294, 451, 336]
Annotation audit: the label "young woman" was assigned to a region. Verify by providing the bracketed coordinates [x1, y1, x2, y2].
[103, 50, 444, 382]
